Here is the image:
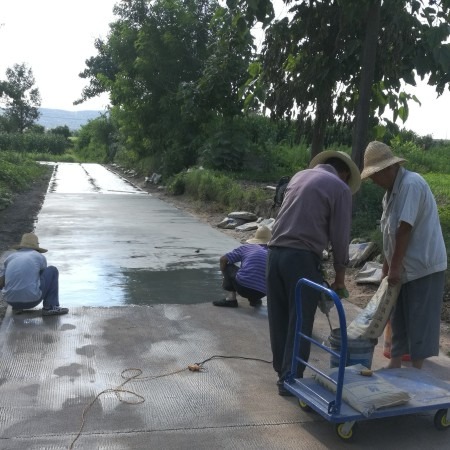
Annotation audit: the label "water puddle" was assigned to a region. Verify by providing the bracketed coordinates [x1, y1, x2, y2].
[59, 267, 224, 307]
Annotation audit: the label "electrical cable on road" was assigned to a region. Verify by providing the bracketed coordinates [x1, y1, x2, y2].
[68, 354, 272, 449]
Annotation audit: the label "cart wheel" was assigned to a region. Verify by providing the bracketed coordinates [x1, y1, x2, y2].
[335, 423, 354, 441]
[298, 399, 312, 412]
[434, 409, 450, 431]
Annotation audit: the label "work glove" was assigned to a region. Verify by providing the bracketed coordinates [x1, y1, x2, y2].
[333, 287, 349, 299]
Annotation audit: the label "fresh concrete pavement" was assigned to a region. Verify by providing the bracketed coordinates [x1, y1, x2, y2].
[0, 163, 449, 449]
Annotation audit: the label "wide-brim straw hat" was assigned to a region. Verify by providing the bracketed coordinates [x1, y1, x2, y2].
[361, 141, 406, 179]
[246, 225, 272, 244]
[13, 232, 47, 253]
[309, 150, 361, 194]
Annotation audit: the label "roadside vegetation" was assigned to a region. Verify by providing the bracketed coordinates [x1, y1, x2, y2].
[0, 152, 48, 210]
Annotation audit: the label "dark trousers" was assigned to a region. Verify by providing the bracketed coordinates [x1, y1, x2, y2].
[266, 247, 322, 381]
[391, 271, 445, 360]
[222, 264, 265, 302]
[7, 266, 60, 310]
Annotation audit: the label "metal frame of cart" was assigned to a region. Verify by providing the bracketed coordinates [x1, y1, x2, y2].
[283, 277, 450, 440]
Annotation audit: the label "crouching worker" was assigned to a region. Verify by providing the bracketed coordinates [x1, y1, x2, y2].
[0, 233, 69, 316]
[213, 225, 271, 308]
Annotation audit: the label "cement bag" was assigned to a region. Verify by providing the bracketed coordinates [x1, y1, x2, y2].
[347, 278, 400, 340]
[355, 261, 383, 285]
[348, 242, 377, 267]
[313, 364, 411, 417]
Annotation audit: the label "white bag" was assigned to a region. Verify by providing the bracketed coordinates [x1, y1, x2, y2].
[347, 278, 400, 340]
[314, 364, 411, 417]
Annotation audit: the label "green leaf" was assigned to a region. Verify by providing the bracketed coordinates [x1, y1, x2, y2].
[243, 93, 254, 109]
[398, 105, 409, 122]
[402, 71, 416, 86]
[247, 61, 261, 78]
[411, 95, 421, 106]
[411, 0, 421, 14]
[374, 125, 386, 140]
[236, 16, 248, 35]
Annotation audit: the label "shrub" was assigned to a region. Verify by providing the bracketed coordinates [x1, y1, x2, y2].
[0, 132, 69, 155]
[167, 173, 186, 195]
[0, 151, 48, 197]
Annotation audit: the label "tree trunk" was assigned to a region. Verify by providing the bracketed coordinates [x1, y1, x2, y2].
[351, 0, 381, 171]
[310, 86, 332, 159]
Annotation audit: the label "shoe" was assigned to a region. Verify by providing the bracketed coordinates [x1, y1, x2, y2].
[212, 298, 238, 307]
[277, 380, 294, 397]
[42, 306, 69, 316]
[249, 299, 262, 307]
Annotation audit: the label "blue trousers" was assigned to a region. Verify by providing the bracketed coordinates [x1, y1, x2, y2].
[8, 266, 60, 310]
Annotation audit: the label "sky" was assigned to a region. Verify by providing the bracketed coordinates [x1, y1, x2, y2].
[1, 0, 449, 139]
[0, 0, 115, 112]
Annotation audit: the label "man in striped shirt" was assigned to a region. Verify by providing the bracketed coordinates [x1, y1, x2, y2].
[213, 225, 271, 308]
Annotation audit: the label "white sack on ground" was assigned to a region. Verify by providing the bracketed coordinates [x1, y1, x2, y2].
[355, 261, 383, 285]
[348, 242, 377, 267]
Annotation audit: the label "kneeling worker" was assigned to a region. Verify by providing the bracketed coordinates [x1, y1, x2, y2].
[0, 233, 69, 316]
[213, 225, 271, 308]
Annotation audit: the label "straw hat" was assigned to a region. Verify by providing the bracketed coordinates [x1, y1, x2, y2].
[361, 141, 406, 179]
[13, 233, 47, 253]
[309, 150, 361, 194]
[246, 225, 272, 245]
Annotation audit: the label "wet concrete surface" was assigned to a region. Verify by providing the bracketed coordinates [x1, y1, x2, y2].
[1, 301, 449, 449]
[34, 163, 239, 308]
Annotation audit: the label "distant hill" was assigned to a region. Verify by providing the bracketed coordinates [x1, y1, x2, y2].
[38, 108, 106, 131]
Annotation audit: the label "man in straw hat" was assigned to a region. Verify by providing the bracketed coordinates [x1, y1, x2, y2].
[266, 150, 361, 396]
[361, 141, 446, 369]
[0, 233, 69, 316]
[213, 225, 271, 308]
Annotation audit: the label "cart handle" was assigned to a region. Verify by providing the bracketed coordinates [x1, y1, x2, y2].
[290, 277, 348, 415]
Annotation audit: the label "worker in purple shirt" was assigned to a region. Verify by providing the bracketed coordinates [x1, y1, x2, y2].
[213, 225, 271, 308]
[267, 150, 361, 396]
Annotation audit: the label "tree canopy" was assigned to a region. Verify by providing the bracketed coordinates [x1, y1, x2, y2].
[76, 0, 450, 174]
[78, 0, 222, 173]
[251, 0, 450, 162]
[0, 63, 41, 133]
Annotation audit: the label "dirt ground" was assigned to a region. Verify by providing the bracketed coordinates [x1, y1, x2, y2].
[1, 163, 449, 357]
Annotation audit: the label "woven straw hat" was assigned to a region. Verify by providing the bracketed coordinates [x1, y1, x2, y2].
[246, 225, 272, 245]
[309, 150, 361, 194]
[13, 233, 48, 253]
[361, 141, 406, 179]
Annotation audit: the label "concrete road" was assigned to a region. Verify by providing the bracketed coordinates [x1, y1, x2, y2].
[35, 163, 240, 307]
[1, 163, 449, 449]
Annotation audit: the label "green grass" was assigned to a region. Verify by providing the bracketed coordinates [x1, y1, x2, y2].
[167, 168, 273, 213]
[0, 151, 49, 209]
[33, 151, 80, 163]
